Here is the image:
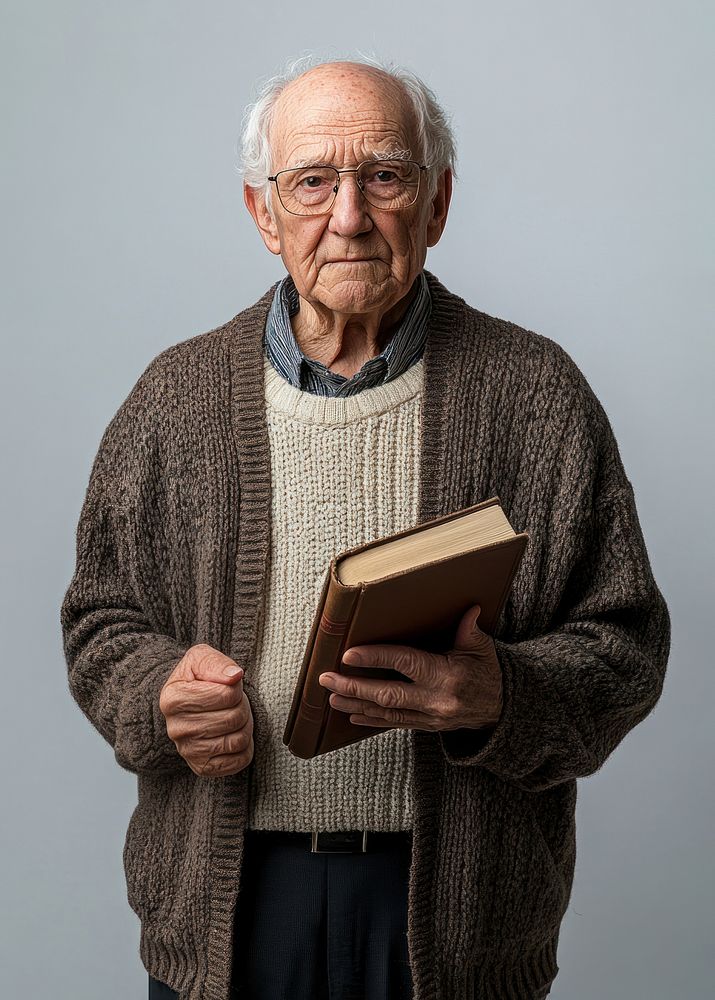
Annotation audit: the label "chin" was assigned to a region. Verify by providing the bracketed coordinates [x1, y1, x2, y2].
[326, 286, 392, 314]
[318, 270, 397, 313]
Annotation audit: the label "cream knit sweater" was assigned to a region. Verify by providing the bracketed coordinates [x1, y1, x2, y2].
[246, 354, 425, 831]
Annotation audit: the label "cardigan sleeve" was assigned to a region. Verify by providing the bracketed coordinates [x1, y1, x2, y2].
[60, 359, 192, 776]
[439, 366, 671, 791]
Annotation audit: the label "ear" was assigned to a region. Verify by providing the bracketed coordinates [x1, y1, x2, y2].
[425, 168, 453, 248]
[244, 182, 282, 255]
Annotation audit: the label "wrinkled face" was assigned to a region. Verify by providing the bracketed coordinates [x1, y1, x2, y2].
[246, 63, 451, 317]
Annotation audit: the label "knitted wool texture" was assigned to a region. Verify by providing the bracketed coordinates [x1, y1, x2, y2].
[60, 271, 671, 1000]
[247, 355, 424, 831]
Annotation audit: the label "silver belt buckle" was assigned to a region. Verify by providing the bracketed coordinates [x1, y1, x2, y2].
[311, 830, 368, 853]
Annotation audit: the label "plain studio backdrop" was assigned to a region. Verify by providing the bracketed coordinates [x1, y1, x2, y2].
[1, 2, 712, 998]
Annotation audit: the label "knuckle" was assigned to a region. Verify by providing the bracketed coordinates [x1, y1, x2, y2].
[183, 731, 254, 779]
[190, 642, 214, 658]
[425, 651, 442, 679]
[223, 706, 247, 734]
[214, 685, 237, 709]
[176, 738, 197, 761]
[376, 686, 401, 709]
[159, 686, 181, 717]
[187, 643, 214, 670]
[393, 650, 413, 673]
[226, 731, 247, 755]
[166, 718, 186, 741]
[229, 683, 245, 704]
[210, 735, 229, 757]
[217, 729, 250, 756]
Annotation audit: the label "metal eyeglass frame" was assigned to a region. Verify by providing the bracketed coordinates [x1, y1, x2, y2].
[266, 159, 429, 216]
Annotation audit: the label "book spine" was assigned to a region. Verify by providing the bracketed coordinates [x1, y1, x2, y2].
[302, 581, 361, 709]
[300, 577, 362, 757]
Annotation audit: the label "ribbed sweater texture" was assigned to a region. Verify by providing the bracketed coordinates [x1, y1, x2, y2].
[247, 355, 423, 831]
[60, 271, 671, 1000]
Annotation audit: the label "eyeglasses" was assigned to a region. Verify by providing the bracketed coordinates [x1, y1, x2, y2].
[267, 159, 428, 216]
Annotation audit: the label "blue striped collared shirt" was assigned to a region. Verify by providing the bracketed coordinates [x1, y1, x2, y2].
[262, 270, 431, 397]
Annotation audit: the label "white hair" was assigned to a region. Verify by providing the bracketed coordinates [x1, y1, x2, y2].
[238, 52, 457, 213]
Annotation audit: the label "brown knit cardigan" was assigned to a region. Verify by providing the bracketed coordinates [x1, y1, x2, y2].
[60, 270, 671, 1000]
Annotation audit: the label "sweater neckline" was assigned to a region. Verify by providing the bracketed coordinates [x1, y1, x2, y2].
[263, 354, 424, 425]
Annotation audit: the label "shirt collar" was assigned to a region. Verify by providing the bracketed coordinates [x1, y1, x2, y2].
[263, 270, 431, 392]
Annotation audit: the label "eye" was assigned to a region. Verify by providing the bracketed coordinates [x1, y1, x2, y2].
[374, 170, 398, 183]
[301, 175, 326, 188]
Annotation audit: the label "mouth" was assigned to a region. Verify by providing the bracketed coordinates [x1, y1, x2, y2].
[327, 258, 377, 264]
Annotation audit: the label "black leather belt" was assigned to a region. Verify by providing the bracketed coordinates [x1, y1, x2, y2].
[244, 829, 412, 854]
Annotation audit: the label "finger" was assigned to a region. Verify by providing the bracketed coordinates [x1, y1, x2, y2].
[328, 692, 437, 728]
[323, 672, 430, 714]
[175, 644, 245, 686]
[348, 710, 437, 730]
[168, 701, 250, 740]
[178, 726, 253, 763]
[340, 643, 435, 682]
[166, 678, 244, 715]
[202, 726, 253, 758]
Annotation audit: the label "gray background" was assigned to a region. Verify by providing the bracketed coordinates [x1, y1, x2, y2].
[2, 1, 712, 997]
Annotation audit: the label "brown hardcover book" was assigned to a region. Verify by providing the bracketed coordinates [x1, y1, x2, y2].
[282, 496, 529, 759]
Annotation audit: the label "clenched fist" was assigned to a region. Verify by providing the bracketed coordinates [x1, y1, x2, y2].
[159, 644, 254, 777]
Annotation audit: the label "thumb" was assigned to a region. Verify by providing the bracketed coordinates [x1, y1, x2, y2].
[451, 604, 490, 655]
[174, 644, 244, 686]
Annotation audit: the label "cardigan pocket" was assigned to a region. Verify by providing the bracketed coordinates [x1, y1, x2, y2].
[526, 782, 577, 900]
[122, 772, 212, 930]
[468, 783, 573, 953]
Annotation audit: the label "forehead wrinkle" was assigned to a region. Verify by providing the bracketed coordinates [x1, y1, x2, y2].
[278, 126, 411, 169]
[294, 109, 408, 126]
[281, 119, 409, 144]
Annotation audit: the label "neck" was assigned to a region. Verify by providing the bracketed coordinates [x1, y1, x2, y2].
[290, 278, 419, 379]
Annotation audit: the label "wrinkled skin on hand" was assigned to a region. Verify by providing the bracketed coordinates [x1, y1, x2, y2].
[159, 644, 254, 777]
[318, 604, 503, 732]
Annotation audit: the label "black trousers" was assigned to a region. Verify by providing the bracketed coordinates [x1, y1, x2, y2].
[148, 828, 414, 1000]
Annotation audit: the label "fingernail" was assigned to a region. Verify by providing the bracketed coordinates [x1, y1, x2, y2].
[224, 665, 242, 677]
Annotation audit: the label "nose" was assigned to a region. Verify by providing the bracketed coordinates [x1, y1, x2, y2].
[327, 172, 374, 238]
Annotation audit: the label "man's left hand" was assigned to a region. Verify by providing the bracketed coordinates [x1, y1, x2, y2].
[317, 604, 503, 732]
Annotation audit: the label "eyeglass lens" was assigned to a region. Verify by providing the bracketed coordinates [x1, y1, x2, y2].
[275, 160, 421, 215]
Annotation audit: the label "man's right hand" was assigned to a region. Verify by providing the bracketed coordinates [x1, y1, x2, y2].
[159, 644, 254, 777]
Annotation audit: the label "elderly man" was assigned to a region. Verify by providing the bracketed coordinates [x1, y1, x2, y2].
[61, 56, 670, 1000]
